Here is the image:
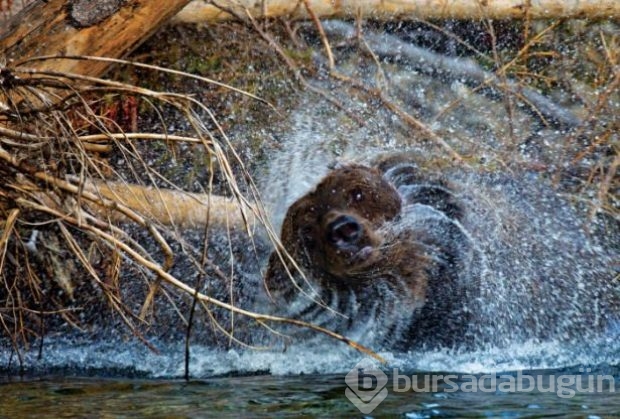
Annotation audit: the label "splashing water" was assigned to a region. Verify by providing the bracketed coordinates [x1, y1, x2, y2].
[3, 22, 618, 379]
[255, 48, 619, 374]
[259, 164, 619, 376]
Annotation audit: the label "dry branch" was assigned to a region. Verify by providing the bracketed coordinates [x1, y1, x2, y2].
[0, 1, 393, 363]
[15, 195, 384, 362]
[174, 0, 620, 23]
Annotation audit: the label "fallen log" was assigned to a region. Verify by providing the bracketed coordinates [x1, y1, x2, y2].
[174, 0, 620, 23]
[0, 0, 193, 77]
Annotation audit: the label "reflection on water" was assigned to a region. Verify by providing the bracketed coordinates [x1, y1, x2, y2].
[2, 367, 619, 418]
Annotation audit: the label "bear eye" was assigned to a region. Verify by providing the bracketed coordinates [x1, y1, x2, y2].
[350, 187, 363, 202]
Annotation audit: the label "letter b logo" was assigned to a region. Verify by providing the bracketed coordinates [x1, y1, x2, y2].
[345, 360, 388, 414]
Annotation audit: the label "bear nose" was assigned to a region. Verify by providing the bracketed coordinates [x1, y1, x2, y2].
[327, 215, 362, 245]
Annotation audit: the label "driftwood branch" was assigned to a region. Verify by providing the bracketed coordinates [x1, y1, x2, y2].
[86, 181, 256, 230]
[174, 0, 620, 23]
[0, 0, 255, 232]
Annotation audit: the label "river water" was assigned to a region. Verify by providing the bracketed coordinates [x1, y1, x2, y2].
[2, 367, 619, 417]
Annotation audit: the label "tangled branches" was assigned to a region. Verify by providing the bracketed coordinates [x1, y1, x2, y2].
[0, 56, 383, 371]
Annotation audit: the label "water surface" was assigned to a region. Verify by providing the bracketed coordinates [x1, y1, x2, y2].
[3, 366, 619, 418]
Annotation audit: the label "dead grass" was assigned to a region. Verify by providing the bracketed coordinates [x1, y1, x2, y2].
[0, 55, 384, 372]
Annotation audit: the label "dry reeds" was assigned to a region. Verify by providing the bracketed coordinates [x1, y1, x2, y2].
[0, 56, 385, 371]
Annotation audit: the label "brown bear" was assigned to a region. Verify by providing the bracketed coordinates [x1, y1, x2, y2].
[263, 160, 475, 349]
[263, 156, 618, 352]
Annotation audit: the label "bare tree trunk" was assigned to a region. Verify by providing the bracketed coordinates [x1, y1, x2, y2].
[174, 0, 620, 23]
[1, 0, 193, 77]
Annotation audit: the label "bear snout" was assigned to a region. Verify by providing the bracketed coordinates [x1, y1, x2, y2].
[326, 214, 363, 247]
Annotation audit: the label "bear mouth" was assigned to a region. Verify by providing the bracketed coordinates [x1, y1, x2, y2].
[350, 245, 375, 263]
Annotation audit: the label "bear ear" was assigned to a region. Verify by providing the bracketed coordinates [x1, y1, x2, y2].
[328, 159, 357, 170]
[280, 194, 318, 244]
